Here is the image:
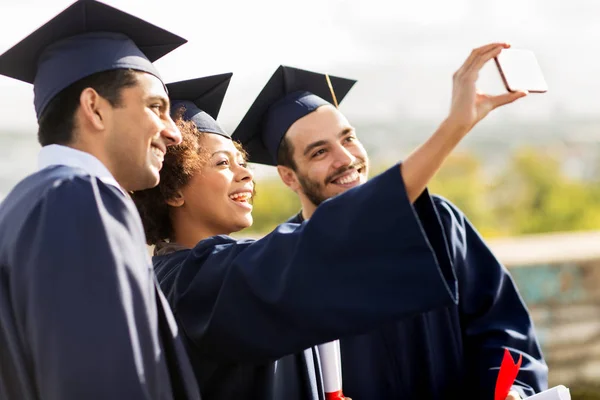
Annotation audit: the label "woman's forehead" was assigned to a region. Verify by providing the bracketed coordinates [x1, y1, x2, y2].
[203, 134, 244, 157]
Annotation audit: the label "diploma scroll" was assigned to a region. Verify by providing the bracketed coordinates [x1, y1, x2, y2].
[317, 340, 346, 400]
[526, 385, 571, 400]
[494, 349, 570, 400]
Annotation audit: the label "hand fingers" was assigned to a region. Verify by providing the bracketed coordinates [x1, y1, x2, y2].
[458, 45, 506, 84]
[470, 45, 505, 74]
[488, 90, 528, 109]
[462, 42, 510, 71]
[506, 390, 522, 400]
[454, 42, 510, 79]
[473, 41, 511, 54]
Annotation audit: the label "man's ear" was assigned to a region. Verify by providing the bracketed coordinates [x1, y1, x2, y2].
[166, 190, 185, 207]
[78, 87, 108, 131]
[277, 165, 301, 192]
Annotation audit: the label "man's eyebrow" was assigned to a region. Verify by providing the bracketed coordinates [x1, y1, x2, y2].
[146, 95, 169, 109]
[338, 127, 354, 138]
[303, 140, 328, 157]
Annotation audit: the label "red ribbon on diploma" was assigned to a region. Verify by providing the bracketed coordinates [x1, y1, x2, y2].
[325, 390, 346, 400]
[318, 340, 346, 400]
[495, 348, 523, 400]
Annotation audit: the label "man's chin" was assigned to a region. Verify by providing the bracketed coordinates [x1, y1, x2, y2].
[130, 170, 160, 192]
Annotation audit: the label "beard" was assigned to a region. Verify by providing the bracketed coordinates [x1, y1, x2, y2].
[296, 159, 368, 207]
[296, 173, 330, 207]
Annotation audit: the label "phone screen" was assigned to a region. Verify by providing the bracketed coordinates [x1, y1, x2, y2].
[494, 49, 548, 93]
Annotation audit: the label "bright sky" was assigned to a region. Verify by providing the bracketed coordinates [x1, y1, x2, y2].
[2, 0, 600, 199]
[0, 0, 367, 131]
[1, 0, 600, 134]
[0, 0, 600, 130]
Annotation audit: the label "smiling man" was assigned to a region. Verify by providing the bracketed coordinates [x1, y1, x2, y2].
[280, 109, 369, 217]
[231, 60, 547, 399]
[0, 1, 200, 399]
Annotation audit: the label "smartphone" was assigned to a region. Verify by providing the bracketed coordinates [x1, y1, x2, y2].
[494, 49, 548, 93]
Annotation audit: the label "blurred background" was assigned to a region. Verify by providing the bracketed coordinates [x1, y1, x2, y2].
[1, 0, 600, 396]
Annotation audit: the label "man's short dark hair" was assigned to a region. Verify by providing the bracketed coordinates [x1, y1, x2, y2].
[37, 69, 139, 146]
[276, 134, 297, 170]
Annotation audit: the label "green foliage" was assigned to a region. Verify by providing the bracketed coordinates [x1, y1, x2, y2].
[239, 146, 600, 238]
[427, 151, 497, 236]
[488, 147, 600, 236]
[240, 178, 301, 235]
[570, 382, 600, 400]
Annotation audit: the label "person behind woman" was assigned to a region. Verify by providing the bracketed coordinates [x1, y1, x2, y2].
[134, 73, 346, 399]
[132, 44, 522, 399]
[134, 73, 255, 252]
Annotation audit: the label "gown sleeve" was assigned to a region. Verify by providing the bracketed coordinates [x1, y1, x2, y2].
[11, 176, 173, 400]
[433, 195, 548, 398]
[169, 164, 458, 362]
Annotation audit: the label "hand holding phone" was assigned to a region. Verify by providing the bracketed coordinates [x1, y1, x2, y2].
[494, 49, 548, 93]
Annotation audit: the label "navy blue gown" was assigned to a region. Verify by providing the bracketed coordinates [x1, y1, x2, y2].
[0, 165, 200, 400]
[291, 193, 548, 399]
[154, 165, 462, 399]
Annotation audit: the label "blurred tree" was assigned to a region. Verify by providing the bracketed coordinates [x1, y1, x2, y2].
[490, 147, 600, 236]
[239, 178, 301, 236]
[427, 152, 498, 237]
[238, 146, 600, 238]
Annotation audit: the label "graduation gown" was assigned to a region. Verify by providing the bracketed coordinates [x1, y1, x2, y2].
[287, 191, 548, 399]
[0, 166, 200, 400]
[154, 164, 459, 399]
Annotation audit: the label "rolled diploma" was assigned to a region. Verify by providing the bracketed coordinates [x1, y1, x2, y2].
[317, 340, 344, 399]
[526, 385, 571, 400]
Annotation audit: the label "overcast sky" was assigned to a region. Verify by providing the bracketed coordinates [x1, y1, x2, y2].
[0, 0, 598, 134]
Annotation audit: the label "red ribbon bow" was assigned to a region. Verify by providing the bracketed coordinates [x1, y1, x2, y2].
[495, 348, 523, 400]
[325, 391, 346, 400]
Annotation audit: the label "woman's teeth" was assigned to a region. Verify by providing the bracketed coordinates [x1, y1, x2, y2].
[229, 192, 252, 202]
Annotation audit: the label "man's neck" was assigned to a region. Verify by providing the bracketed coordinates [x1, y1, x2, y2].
[299, 199, 319, 221]
[298, 198, 317, 221]
[301, 208, 312, 221]
[38, 143, 128, 196]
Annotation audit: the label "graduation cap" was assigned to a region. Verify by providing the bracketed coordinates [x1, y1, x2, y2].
[232, 65, 356, 166]
[0, 0, 187, 120]
[166, 73, 233, 138]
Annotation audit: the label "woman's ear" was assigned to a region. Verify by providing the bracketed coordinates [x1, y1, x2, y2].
[166, 190, 185, 207]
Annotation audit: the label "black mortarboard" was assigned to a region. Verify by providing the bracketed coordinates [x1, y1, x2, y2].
[232, 65, 356, 166]
[167, 73, 233, 138]
[0, 0, 187, 120]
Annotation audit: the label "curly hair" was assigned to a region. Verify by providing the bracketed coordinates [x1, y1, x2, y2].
[132, 117, 208, 245]
[132, 114, 249, 245]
